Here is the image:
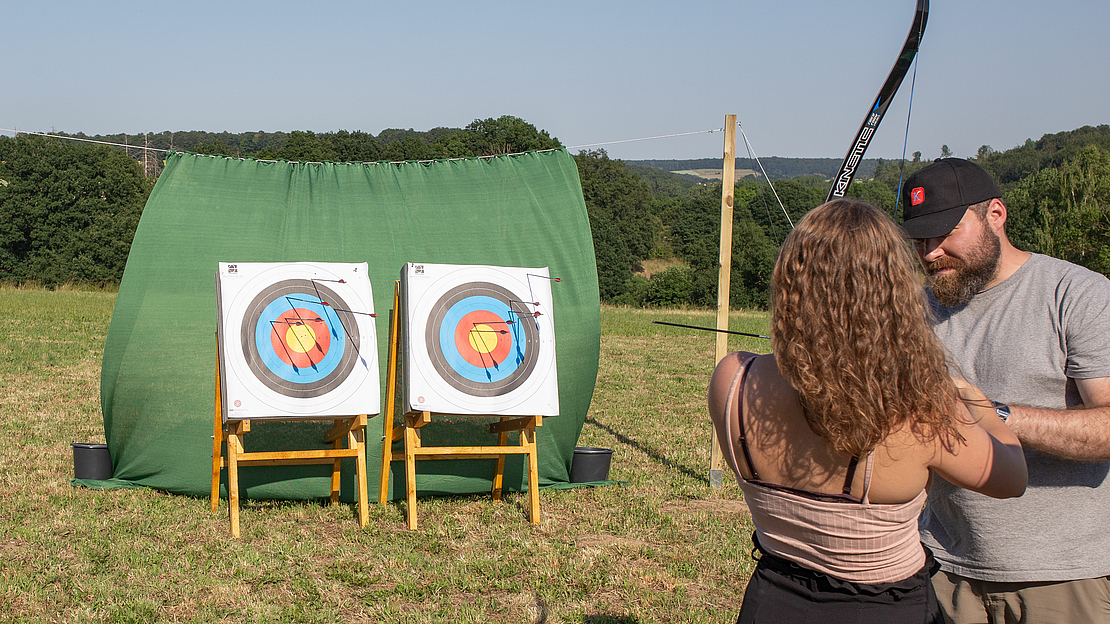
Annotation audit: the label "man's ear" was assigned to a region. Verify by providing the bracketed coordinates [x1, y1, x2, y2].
[988, 198, 1008, 231]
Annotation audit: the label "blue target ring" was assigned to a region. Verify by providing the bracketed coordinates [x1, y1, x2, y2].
[425, 282, 540, 397]
[253, 295, 346, 384]
[240, 280, 361, 398]
[437, 295, 524, 384]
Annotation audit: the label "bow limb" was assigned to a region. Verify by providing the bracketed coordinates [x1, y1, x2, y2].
[827, 0, 929, 202]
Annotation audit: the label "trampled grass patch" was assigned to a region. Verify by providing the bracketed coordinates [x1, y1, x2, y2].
[0, 292, 769, 623]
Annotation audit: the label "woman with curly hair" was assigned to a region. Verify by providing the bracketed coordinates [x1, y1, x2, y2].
[707, 199, 1027, 624]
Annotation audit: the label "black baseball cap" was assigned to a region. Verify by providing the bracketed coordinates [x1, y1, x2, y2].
[900, 158, 1002, 239]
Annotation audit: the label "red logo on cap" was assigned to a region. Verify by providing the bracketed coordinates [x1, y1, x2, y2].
[910, 187, 925, 206]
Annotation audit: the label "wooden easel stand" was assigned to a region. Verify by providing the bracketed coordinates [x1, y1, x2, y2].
[378, 281, 543, 530]
[211, 359, 370, 537]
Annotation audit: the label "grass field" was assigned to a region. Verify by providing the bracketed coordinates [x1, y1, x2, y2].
[0, 289, 772, 623]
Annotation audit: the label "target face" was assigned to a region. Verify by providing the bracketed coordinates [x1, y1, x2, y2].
[402, 263, 559, 416]
[216, 262, 380, 420]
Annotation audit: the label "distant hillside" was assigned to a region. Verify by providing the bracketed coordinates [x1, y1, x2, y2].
[627, 157, 881, 181]
[980, 124, 1110, 185]
[624, 164, 701, 197]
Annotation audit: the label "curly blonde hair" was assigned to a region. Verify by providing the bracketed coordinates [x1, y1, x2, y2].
[771, 199, 961, 455]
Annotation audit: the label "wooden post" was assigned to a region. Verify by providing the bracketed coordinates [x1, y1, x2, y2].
[709, 114, 737, 488]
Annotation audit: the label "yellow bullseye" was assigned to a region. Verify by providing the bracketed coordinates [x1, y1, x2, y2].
[468, 324, 498, 354]
[285, 323, 318, 353]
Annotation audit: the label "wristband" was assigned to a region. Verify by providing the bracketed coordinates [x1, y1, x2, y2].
[991, 400, 1010, 423]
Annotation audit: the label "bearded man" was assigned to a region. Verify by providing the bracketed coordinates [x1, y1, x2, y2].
[900, 158, 1110, 624]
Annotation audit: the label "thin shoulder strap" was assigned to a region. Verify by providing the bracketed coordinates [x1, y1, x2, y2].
[723, 355, 759, 482]
[842, 455, 860, 495]
[840, 451, 877, 501]
[861, 451, 877, 504]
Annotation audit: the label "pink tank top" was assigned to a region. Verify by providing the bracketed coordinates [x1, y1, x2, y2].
[724, 357, 927, 584]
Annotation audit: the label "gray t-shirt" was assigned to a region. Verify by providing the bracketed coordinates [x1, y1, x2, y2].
[920, 253, 1110, 582]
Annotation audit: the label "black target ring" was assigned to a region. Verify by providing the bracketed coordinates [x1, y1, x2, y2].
[240, 279, 360, 398]
[425, 282, 540, 397]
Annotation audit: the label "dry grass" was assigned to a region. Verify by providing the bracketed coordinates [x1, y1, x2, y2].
[634, 258, 687, 279]
[0, 292, 770, 623]
[670, 169, 759, 181]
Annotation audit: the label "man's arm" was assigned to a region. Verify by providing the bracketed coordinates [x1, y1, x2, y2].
[1007, 376, 1110, 461]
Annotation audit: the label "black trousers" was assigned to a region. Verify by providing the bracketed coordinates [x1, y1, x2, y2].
[737, 537, 944, 624]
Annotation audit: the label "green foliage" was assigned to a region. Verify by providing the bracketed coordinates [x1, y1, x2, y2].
[68, 130, 289, 157]
[667, 184, 726, 274]
[275, 130, 339, 161]
[727, 219, 778, 309]
[464, 116, 562, 156]
[641, 266, 696, 307]
[329, 130, 384, 162]
[71, 117, 561, 166]
[381, 136, 440, 161]
[1006, 145, 1110, 273]
[625, 164, 699, 198]
[192, 139, 232, 156]
[981, 125, 1110, 185]
[589, 217, 637, 301]
[574, 150, 657, 301]
[666, 183, 778, 309]
[869, 157, 930, 203]
[0, 135, 152, 286]
[742, 179, 824, 247]
[845, 179, 898, 217]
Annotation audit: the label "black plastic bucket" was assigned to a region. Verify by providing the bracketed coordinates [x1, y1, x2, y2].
[570, 446, 614, 482]
[72, 443, 112, 480]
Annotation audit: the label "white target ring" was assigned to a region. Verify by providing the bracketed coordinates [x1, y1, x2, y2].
[216, 262, 380, 420]
[402, 263, 559, 416]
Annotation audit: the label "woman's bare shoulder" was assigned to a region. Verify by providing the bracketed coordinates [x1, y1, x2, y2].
[708, 352, 763, 416]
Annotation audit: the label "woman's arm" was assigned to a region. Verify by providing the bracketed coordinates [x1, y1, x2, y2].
[928, 378, 1027, 499]
[707, 351, 760, 481]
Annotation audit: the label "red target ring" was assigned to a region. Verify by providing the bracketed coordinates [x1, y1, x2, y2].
[453, 309, 512, 368]
[270, 309, 331, 369]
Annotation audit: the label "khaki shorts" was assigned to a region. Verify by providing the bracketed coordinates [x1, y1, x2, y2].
[932, 570, 1110, 624]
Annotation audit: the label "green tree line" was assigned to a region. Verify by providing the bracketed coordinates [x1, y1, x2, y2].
[4, 121, 1110, 301]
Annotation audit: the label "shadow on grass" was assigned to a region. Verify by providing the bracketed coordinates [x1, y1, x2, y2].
[585, 416, 705, 484]
[582, 616, 640, 623]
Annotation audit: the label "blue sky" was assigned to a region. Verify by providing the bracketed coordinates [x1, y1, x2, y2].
[3, 0, 1106, 162]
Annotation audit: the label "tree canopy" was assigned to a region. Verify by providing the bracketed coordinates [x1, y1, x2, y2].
[8, 121, 1110, 309]
[0, 135, 152, 286]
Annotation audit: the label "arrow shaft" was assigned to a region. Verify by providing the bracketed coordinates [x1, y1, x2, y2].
[652, 321, 770, 340]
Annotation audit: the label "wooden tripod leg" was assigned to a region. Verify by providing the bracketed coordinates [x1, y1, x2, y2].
[211, 358, 223, 512]
[404, 412, 421, 530]
[227, 421, 245, 538]
[354, 420, 368, 527]
[211, 414, 223, 513]
[330, 435, 342, 507]
[492, 417, 510, 502]
[524, 420, 540, 524]
[380, 282, 402, 506]
[379, 409, 394, 504]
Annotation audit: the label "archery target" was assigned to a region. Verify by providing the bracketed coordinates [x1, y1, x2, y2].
[402, 263, 559, 416]
[216, 262, 380, 420]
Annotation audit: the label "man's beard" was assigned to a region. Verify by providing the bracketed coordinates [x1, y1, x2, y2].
[926, 223, 1002, 308]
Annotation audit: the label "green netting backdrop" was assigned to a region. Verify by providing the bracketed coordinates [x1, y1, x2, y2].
[100, 149, 600, 501]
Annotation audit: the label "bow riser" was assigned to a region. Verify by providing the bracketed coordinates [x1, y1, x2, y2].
[827, 0, 929, 202]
